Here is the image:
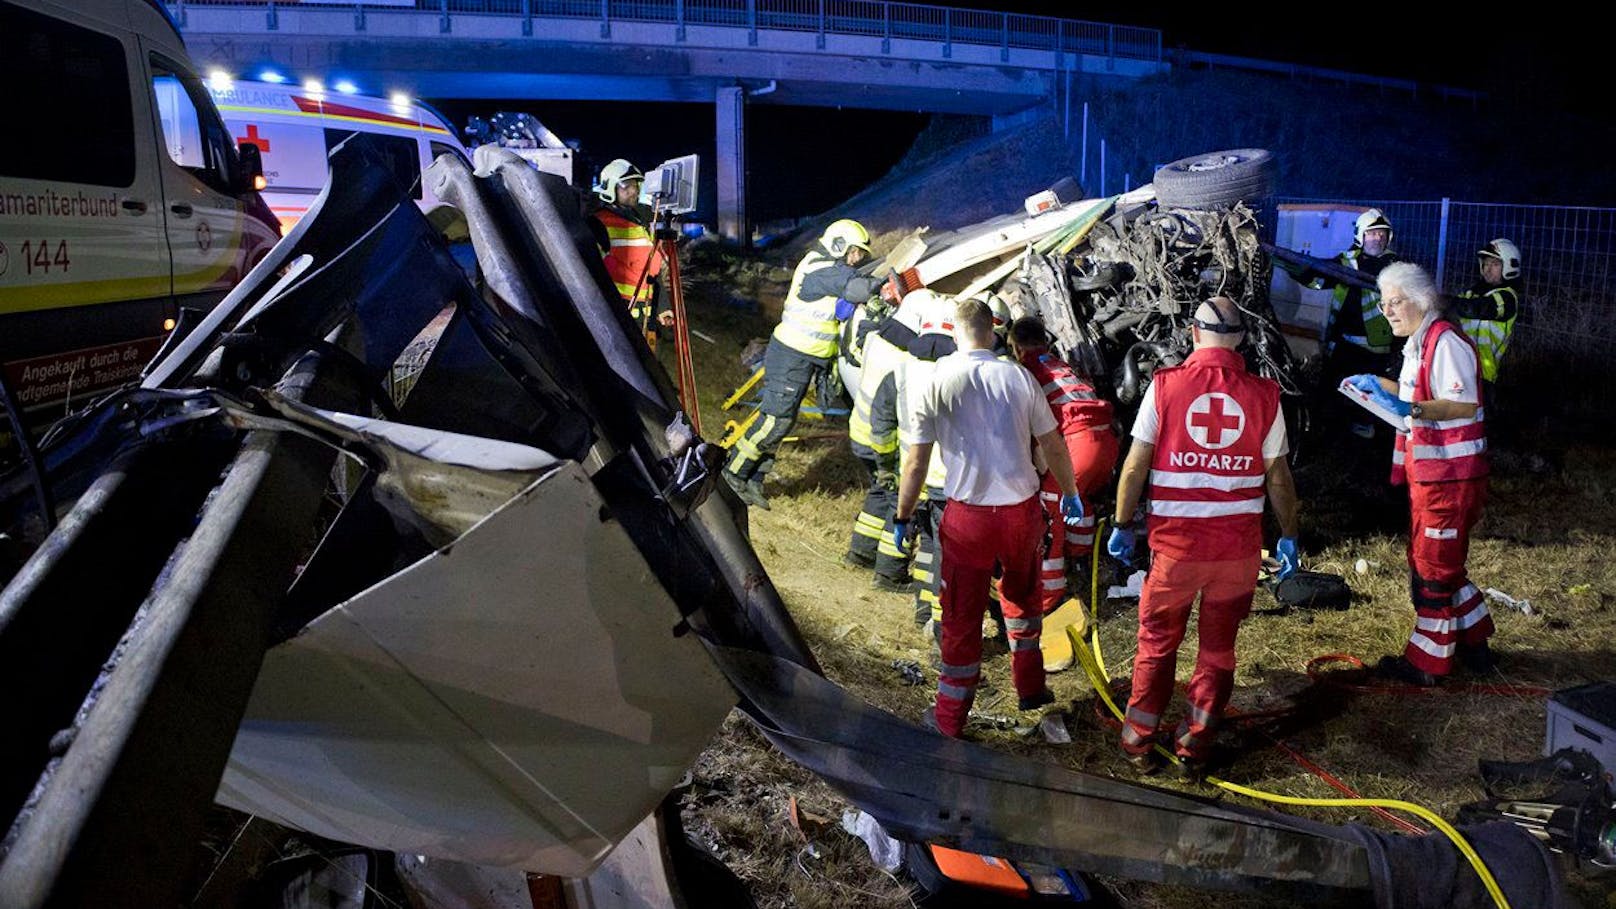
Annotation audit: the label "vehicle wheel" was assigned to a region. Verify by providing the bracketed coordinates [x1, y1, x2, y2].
[1153, 148, 1274, 210]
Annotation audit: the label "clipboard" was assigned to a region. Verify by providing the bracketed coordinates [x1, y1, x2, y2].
[1337, 379, 1410, 433]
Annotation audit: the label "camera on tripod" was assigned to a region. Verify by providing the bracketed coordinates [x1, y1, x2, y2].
[640, 154, 700, 217]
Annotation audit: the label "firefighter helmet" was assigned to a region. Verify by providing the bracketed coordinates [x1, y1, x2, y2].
[1478, 238, 1522, 280]
[1354, 208, 1394, 247]
[820, 219, 872, 258]
[596, 158, 643, 203]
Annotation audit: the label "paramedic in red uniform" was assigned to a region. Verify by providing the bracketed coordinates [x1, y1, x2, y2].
[1347, 262, 1493, 686]
[1007, 316, 1120, 613]
[893, 296, 1085, 738]
[1107, 297, 1300, 775]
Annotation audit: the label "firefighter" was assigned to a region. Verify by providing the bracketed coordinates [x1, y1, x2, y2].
[894, 296, 1085, 739]
[1284, 208, 1402, 440]
[723, 219, 884, 509]
[1454, 238, 1523, 406]
[845, 294, 916, 592]
[1107, 297, 1300, 776]
[894, 289, 959, 630]
[1347, 263, 1493, 686]
[1006, 316, 1119, 615]
[590, 159, 673, 346]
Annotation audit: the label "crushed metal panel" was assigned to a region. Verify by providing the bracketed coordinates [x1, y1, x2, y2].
[217, 461, 736, 876]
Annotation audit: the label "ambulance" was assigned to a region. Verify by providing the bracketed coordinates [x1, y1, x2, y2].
[208, 78, 471, 234]
[0, 0, 277, 422]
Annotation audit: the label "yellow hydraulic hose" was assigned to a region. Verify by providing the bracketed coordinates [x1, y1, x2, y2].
[1075, 518, 1512, 909]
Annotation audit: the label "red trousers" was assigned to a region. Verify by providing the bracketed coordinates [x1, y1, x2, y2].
[1036, 427, 1120, 613]
[1404, 478, 1492, 675]
[1121, 552, 1259, 760]
[934, 497, 1045, 737]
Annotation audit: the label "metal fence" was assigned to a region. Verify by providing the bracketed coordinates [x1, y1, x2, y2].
[1275, 196, 1616, 358]
[168, 0, 1163, 63]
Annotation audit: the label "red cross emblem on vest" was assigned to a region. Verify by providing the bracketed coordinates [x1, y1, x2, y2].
[1186, 392, 1246, 450]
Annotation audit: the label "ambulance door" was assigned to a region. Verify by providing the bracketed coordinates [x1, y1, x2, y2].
[144, 49, 252, 311]
[0, 0, 170, 411]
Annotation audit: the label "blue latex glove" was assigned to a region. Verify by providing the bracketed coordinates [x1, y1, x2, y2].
[834, 297, 856, 321]
[1276, 537, 1300, 581]
[1106, 526, 1135, 564]
[1371, 385, 1412, 418]
[1347, 373, 1383, 395]
[1059, 492, 1085, 526]
[892, 516, 911, 552]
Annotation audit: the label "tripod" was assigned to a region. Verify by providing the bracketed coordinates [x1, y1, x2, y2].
[625, 208, 702, 435]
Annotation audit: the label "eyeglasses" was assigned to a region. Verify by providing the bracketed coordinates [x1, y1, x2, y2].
[1378, 296, 1413, 312]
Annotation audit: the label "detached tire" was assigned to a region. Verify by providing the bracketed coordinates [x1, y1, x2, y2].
[1154, 148, 1274, 210]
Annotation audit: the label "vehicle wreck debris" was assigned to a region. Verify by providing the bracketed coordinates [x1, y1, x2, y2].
[0, 138, 1571, 908]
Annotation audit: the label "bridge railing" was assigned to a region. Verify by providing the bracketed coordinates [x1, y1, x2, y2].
[168, 0, 1164, 64]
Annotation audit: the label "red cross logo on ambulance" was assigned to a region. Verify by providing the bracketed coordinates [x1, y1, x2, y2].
[1185, 392, 1245, 450]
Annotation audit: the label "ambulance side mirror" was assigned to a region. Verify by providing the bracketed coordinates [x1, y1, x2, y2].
[237, 142, 266, 193]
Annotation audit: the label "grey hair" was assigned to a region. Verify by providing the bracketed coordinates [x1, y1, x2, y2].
[1377, 262, 1443, 314]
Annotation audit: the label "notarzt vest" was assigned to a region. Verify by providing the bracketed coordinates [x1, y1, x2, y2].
[1023, 352, 1113, 434]
[1391, 320, 1488, 486]
[595, 207, 661, 322]
[773, 251, 843, 359]
[1145, 347, 1279, 562]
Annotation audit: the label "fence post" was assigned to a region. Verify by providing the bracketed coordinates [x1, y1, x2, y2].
[354, 2, 365, 32]
[675, 0, 684, 41]
[1435, 197, 1452, 288]
[438, 0, 449, 34]
[174, 0, 186, 28]
[943, 8, 951, 59]
[1079, 101, 1088, 184]
[817, 0, 825, 49]
[1099, 137, 1106, 196]
[599, 0, 610, 38]
[267, 0, 279, 31]
[523, 0, 532, 36]
[881, 1, 890, 53]
[1000, 13, 1009, 62]
[748, 0, 757, 46]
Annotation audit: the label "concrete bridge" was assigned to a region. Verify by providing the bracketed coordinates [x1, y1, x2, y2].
[170, 0, 1165, 239]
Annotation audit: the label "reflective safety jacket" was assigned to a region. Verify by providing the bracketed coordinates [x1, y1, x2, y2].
[1316, 247, 1400, 354]
[594, 205, 662, 323]
[1392, 320, 1488, 486]
[1021, 351, 1113, 435]
[774, 246, 882, 359]
[1145, 347, 1279, 562]
[1456, 280, 1520, 383]
[850, 324, 905, 469]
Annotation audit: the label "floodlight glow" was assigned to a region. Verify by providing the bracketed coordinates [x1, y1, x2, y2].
[207, 69, 233, 90]
[389, 92, 412, 109]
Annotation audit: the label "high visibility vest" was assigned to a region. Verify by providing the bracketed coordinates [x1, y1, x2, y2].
[595, 207, 661, 321]
[850, 328, 903, 458]
[1392, 320, 1488, 486]
[1145, 347, 1278, 562]
[773, 251, 842, 359]
[1458, 284, 1519, 383]
[1323, 248, 1397, 354]
[1023, 352, 1113, 435]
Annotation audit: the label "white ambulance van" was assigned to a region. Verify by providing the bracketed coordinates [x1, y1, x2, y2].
[0, 0, 278, 421]
[209, 79, 471, 234]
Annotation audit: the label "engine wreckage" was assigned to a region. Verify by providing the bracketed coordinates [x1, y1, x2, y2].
[0, 140, 1573, 907]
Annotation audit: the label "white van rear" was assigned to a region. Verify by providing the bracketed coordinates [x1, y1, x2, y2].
[209, 79, 471, 234]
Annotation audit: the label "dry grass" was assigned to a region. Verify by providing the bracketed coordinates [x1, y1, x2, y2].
[674, 250, 1616, 908]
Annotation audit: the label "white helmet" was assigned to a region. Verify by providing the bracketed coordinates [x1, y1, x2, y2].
[596, 158, 643, 203]
[1478, 238, 1522, 280]
[969, 290, 1013, 336]
[906, 289, 956, 338]
[1354, 208, 1394, 247]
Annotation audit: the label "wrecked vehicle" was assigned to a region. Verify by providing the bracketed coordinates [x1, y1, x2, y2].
[878, 149, 1307, 439]
[0, 139, 1571, 907]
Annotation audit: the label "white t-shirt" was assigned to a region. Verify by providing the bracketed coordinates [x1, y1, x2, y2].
[1400, 319, 1480, 406]
[912, 349, 1056, 505]
[1130, 381, 1289, 461]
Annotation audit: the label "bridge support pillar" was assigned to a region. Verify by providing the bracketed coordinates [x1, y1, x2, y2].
[715, 86, 747, 245]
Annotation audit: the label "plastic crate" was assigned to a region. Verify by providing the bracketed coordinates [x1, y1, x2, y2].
[1545, 682, 1616, 776]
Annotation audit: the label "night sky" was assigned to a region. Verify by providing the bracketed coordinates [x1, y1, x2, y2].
[433, 7, 1594, 223]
